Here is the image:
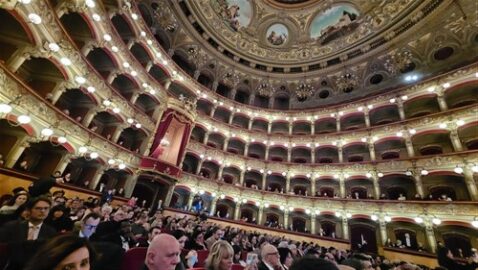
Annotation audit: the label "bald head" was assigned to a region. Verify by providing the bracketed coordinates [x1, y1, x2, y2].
[261, 244, 280, 266]
[145, 234, 181, 270]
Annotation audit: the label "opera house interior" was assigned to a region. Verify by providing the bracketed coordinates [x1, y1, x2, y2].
[0, 0, 477, 269]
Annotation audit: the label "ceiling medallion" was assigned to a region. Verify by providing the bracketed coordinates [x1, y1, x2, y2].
[257, 80, 275, 97]
[295, 79, 314, 101]
[384, 49, 414, 75]
[335, 71, 359, 93]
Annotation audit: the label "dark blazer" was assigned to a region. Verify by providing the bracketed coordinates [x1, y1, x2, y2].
[0, 220, 56, 243]
[258, 261, 272, 270]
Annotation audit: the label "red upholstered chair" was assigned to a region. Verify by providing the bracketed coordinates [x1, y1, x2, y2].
[121, 247, 147, 270]
[232, 264, 245, 270]
[194, 250, 209, 267]
[190, 268, 205, 270]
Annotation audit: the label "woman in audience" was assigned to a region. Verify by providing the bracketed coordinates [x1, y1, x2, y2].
[188, 230, 208, 250]
[0, 192, 28, 224]
[205, 240, 234, 270]
[24, 233, 96, 270]
[172, 229, 198, 269]
[278, 247, 293, 270]
[45, 204, 74, 232]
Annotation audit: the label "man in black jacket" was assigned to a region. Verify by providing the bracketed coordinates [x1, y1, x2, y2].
[0, 196, 56, 242]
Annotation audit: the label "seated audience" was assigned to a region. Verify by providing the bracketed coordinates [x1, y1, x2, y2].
[290, 257, 338, 270]
[205, 240, 234, 270]
[24, 233, 96, 270]
[258, 244, 282, 270]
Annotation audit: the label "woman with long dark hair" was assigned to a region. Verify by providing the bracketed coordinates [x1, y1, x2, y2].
[24, 233, 96, 270]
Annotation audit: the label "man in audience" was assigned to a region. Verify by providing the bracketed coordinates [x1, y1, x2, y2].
[78, 212, 101, 239]
[205, 227, 223, 249]
[144, 233, 181, 270]
[138, 226, 163, 247]
[351, 253, 374, 270]
[0, 196, 56, 242]
[259, 244, 282, 270]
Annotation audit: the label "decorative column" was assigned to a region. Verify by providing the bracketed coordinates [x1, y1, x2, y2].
[336, 117, 341, 132]
[49, 83, 68, 105]
[203, 132, 210, 144]
[405, 136, 415, 157]
[339, 174, 346, 198]
[82, 109, 98, 127]
[5, 138, 30, 168]
[223, 138, 229, 151]
[436, 93, 448, 111]
[397, 100, 406, 120]
[311, 122, 315, 135]
[311, 213, 317, 234]
[6, 46, 31, 72]
[283, 209, 289, 229]
[311, 178, 316, 197]
[267, 122, 272, 133]
[54, 154, 72, 174]
[234, 202, 241, 220]
[244, 142, 249, 157]
[286, 174, 291, 193]
[364, 111, 371, 128]
[262, 173, 267, 191]
[414, 171, 425, 198]
[162, 182, 176, 208]
[257, 206, 264, 225]
[287, 148, 291, 162]
[449, 128, 463, 152]
[239, 170, 245, 185]
[248, 119, 253, 130]
[145, 61, 154, 71]
[265, 145, 270, 160]
[379, 220, 388, 245]
[164, 78, 172, 90]
[425, 223, 437, 253]
[288, 122, 293, 135]
[212, 81, 219, 92]
[210, 105, 217, 118]
[217, 165, 224, 180]
[368, 143, 376, 161]
[89, 169, 105, 190]
[228, 113, 234, 125]
[187, 193, 195, 211]
[464, 165, 478, 201]
[210, 197, 218, 216]
[372, 173, 380, 199]
[112, 124, 127, 143]
[196, 159, 204, 175]
[124, 174, 139, 198]
[130, 92, 141, 104]
[193, 70, 201, 80]
[311, 150, 316, 164]
[338, 146, 344, 163]
[342, 217, 349, 240]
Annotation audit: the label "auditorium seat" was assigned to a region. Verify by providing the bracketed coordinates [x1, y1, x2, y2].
[121, 247, 147, 270]
[195, 250, 209, 267]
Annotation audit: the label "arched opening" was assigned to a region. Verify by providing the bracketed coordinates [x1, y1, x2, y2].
[343, 143, 370, 163]
[379, 174, 416, 200]
[149, 64, 170, 86]
[63, 157, 103, 187]
[88, 111, 122, 140]
[130, 43, 152, 67]
[97, 168, 131, 195]
[292, 121, 311, 135]
[111, 74, 139, 101]
[315, 118, 336, 134]
[172, 51, 196, 77]
[14, 141, 69, 178]
[0, 9, 35, 62]
[350, 219, 378, 253]
[247, 143, 266, 160]
[117, 127, 147, 152]
[181, 153, 199, 174]
[291, 147, 311, 163]
[55, 88, 97, 122]
[315, 146, 339, 163]
[59, 13, 95, 48]
[16, 57, 66, 98]
[341, 113, 366, 130]
[111, 14, 135, 43]
[412, 131, 454, 156]
[86, 47, 118, 79]
[444, 83, 478, 108]
[134, 93, 159, 118]
[404, 95, 440, 118]
[0, 119, 30, 165]
[369, 105, 401, 126]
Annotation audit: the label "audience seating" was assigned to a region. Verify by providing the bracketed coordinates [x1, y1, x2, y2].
[120, 247, 147, 270]
[0, 243, 8, 270]
[195, 249, 209, 267]
[231, 264, 245, 270]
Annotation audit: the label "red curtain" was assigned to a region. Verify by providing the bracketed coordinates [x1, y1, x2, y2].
[150, 109, 174, 158]
[176, 123, 191, 165]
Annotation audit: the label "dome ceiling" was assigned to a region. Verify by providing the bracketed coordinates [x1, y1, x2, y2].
[146, 0, 478, 109]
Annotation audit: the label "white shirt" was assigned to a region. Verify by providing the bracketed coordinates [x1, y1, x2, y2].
[263, 261, 275, 270]
[28, 222, 42, 240]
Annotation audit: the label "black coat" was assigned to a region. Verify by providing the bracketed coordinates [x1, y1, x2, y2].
[0, 220, 56, 243]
